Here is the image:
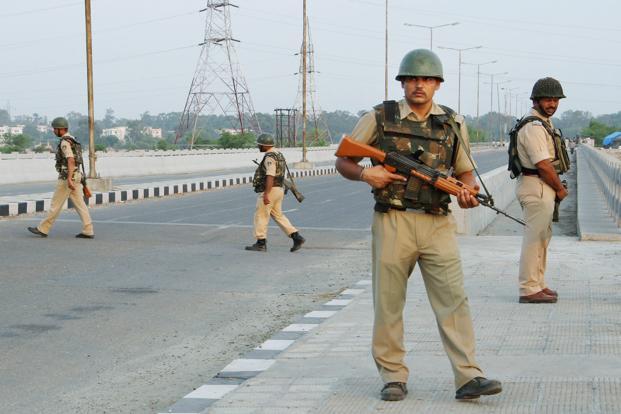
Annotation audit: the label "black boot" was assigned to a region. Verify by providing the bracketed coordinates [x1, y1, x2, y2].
[290, 232, 305, 252]
[245, 239, 266, 252]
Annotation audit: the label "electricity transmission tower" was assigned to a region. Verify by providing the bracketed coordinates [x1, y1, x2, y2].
[293, 10, 332, 152]
[176, 1, 260, 148]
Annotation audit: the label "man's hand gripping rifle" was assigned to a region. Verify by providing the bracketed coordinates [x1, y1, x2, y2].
[336, 136, 525, 226]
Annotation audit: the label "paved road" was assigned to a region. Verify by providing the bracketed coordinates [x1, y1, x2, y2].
[0, 150, 506, 413]
[0, 149, 506, 198]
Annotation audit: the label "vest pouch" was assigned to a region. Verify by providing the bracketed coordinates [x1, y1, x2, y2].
[404, 176, 422, 202]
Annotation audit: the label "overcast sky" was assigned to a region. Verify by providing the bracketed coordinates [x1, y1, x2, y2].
[1, 0, 620, 122]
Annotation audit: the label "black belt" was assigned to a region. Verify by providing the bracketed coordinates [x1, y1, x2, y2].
[374, 203, 427, 214]
[522, 167, 539, 176]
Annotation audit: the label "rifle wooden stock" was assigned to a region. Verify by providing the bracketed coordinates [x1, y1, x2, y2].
[335, 136, 526, 226]
[336, 136, 479, 198]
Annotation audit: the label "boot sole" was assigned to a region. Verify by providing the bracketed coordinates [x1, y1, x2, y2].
[380, 391, 407, 401]
[519, 298, 557, 303]
[456, 384, 502, 400]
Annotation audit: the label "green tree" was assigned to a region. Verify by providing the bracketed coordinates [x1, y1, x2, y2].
[581, 120, 617, 146]
[1, 133, 32, 152]
[467, 125, 487, 142]
[218, 131, 256, 148]
[156, 139, 172, 150]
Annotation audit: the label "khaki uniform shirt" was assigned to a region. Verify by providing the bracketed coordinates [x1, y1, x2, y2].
[60, 135, 75, 159]
[517, 108, 556, 169]
[264, 147, 280, 176]
[350, 100, 475, 176]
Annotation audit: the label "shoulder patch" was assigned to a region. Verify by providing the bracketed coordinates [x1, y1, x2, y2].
[531, 120, 543, 126]
[453, 114, 465, 124]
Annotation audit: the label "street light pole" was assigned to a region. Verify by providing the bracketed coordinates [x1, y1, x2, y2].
[385, 0, 388, 100]
[463, 60, 496, 141]
[438, 45, 481, 113]
[403, 22, 459, 51]
[481, 71, 508, 115]
[84, 0, 96, 179]
[463, 60, 496, 121]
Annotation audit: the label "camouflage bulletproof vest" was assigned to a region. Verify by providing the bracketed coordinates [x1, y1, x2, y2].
[372, 101, 460, 215]
[55, 136, 84, 180]
[252, 151, 286, 193]
[508, 116, 570, 177]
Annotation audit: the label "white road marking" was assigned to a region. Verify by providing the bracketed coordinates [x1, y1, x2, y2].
[184, 384, 239, 399]
[341, 289, 365, 296]
[304, 310, 337, 318]
[324, 299, 352, 306]
[46, 218, 370, 232]
[282, 208, 298, 213]
[221, 358, 275, 372]
[282, 323, 318, 332]
[255, 339, 295, 351]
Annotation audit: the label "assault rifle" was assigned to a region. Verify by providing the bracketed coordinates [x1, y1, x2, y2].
[252, 159, 305, 203]
[552, 180, 567, 222]
[336, 136, 525, 226]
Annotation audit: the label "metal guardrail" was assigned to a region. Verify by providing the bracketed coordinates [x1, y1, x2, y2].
[581, 145, 621, 226]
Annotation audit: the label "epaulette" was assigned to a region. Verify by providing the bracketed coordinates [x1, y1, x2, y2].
[453, 114, 465, 124]
[531, 120, 543, 126]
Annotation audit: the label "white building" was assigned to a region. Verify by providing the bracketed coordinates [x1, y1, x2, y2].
[36, 125, 51, 133]
[101, 126, 128, 142]
[0, 125, 25, 136]
[142, 127, 162, 139]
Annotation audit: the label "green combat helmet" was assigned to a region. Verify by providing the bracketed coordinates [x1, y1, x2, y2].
[51, 117, 69, 129]
[530, 77, 566, 100]
[256, 133, 275, 147]
[395, 49, 444, 82]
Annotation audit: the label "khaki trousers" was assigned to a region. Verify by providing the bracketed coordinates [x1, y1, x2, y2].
[38, 174, 94, 236]
[253, 186, 297, 239]
[516, 176, 555, 296]
[371, 210, 483, 389]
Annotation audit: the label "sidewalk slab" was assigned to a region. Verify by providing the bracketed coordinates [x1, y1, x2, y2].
[166, 235, 621, 414]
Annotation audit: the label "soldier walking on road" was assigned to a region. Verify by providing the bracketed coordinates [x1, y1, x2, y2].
[509, 78, 570, 304]
[335, 49, 501, 402]
[245, 134, 305, 253]
[27, 117, 94, 239]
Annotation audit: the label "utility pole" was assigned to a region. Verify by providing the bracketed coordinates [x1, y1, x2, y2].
[384, 0, 388, 100]
[301, 0, 308, 163]
[84, 0, 96, 179]
[438, 45, 481, 113]
[403, 22, 459, 50]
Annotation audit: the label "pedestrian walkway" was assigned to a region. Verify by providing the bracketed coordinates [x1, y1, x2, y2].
[161, 235, 621, 413]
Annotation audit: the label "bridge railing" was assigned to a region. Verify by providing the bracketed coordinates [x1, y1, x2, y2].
[580, 145, 621, 227]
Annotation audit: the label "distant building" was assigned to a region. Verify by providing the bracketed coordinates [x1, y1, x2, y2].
[142, 127, 162, 139]
[102, 126, 128, 142]
[36, 125, 51, 134]
[0, 125, 25, 137]
[218, 128, 242, 135]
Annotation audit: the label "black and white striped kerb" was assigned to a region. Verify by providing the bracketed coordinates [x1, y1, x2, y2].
[0, 167, 342, 217]
[160, 279, 371, 414]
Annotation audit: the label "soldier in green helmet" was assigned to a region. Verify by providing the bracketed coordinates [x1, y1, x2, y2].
[27, 117, 94, 239]
[245, 133, 305, 252]
[336, 49, 502, 401]
[511, 77, 569, 304]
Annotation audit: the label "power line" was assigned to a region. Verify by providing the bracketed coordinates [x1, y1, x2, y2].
[0, 1, 82, 19]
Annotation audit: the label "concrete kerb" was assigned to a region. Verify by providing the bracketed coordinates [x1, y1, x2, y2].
[159, 279, 371, 414]
[0, 166, 339, 218]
